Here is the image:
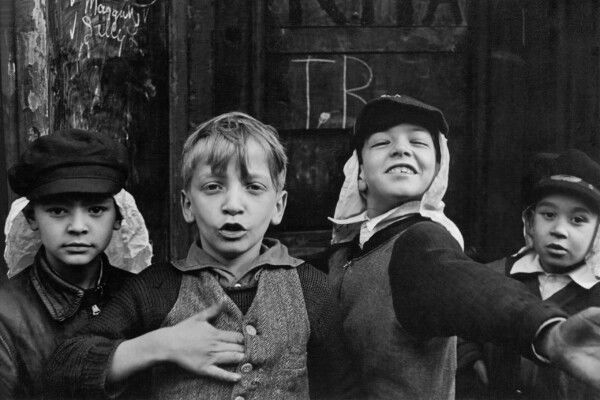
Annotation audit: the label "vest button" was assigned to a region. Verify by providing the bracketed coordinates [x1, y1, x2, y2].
[234, 396, 245, 400]
[240, 363, 253, 373]
[245, 325, 257, 336]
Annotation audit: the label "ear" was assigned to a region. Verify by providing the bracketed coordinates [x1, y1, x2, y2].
[113, 219, 122, 231]
[270, 190, 288, 226]
[357, 165, 367, 193]
[180, 190, 196, 223]
[25, 214, 39, 231]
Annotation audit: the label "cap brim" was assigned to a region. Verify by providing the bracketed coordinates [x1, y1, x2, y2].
[28, 178, 121, 199]
[534, 180, 600, 210]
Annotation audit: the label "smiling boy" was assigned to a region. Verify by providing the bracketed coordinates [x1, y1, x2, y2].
[45, 112, 355, 400]
[0, 129, 147, 400]
[328, 95, 600, 399]
[460, 149, 600, 400]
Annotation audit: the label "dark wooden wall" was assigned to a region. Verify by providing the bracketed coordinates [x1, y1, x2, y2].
[3, 0, 600, 268]
[0, 0, 170, 280]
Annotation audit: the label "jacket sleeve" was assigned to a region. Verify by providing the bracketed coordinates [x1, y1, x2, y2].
[299, 264, 362, 400]
[388, 221, 567, 359]
[0, 322, 18, 400]
[44, 263, 181, 399]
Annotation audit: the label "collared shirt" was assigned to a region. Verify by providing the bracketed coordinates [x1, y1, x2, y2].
[330, 204, 420, 248]
[171, 238, 303, 288]
[511, 252, 599, 300]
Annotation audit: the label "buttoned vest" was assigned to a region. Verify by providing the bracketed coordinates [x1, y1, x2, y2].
[152, 267, 310, 400]
[329, 231, 457, 400]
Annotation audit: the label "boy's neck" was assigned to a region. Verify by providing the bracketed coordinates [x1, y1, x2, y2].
[44, 252, 103, 290]
[201, 241, 263, 277]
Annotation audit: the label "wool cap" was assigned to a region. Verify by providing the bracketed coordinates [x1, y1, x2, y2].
[8, 129, 128, 199]
[353, 94, 449, 154]
[532, 148, 600, 211]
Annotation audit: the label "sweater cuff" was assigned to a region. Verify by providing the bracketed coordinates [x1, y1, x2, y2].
[531, 317, 567, 363]
[518, 302, 568, 360]
[81, 338, 126, 398]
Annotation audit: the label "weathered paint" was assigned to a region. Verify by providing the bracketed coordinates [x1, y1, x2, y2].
[18, 0, 48, 139]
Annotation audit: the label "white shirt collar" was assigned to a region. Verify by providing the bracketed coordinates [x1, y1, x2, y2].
[511, 252, 599, 290]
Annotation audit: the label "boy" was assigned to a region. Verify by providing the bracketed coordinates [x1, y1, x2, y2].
[0, 129, 151, 399]
[328, 94, 600, 399]
[459, 149, 600, 400]
[45, 112, 355, 399]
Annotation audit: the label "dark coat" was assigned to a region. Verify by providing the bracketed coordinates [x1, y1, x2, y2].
[0, 249, 132, 400]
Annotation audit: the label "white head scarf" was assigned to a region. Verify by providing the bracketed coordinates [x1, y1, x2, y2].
[4, 189, 153, 278]
[330, 132, 464, 248]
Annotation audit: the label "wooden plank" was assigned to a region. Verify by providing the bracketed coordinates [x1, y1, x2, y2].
[46, 0, 170, 263]
[188, 0, 216, 127]
[264, 53, 467, 130]
[276, 130, 352, 232]
[169, 0, 192, 260]
[268, 26, 468, 53]
[252, 1, 266, 117]
[214, 0, 252, 113]
[0, 0, 19, 181]
[0, 0, 18, 282]
[14, 0, 49, 143]
[267, 0, 468, 27]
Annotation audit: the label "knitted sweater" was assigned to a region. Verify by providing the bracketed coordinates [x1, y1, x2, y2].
[328, 216, 568, 399]
[45, 259, 355, 399]
[459, 254, 600, 400]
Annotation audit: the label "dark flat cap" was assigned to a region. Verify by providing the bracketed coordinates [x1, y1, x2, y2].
[8, 129, 128, 199]
[533, 149, 600, 210]
[354, 94, 449, 143]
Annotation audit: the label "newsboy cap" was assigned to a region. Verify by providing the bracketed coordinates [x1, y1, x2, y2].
[353, 94, 449, 149]
[533, 148, 600, 210]
[8, 129, 128, 199]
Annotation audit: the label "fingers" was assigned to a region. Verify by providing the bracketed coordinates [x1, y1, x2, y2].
[216, 329, 244, 344]
[196, 303, 225, 322]
[203, 365, 242, 382]
[212, 350, 245, 365]
[211, 342, 244, 353]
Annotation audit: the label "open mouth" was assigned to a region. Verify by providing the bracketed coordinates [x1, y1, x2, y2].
[219, 223, 246, 239]
[386, 164, 417, 175]
[546, 243, 567, 255]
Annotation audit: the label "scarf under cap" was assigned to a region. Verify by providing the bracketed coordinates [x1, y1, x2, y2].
[4, 189, 153, 278]
[330, 132, 464, 248]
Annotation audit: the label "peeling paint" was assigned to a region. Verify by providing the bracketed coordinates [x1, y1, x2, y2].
[27, 90, 40, 111]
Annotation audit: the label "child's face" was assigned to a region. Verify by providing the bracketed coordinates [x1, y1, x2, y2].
[27, 196, 120, 271]
[530, 193, 599, 273]
[181, 138, 287, 267]
[359, 123, 438, 217]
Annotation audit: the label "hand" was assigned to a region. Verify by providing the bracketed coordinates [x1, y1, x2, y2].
[161, 303, 245, 382]
[538, 307, 600, 391]
[473, 359, 489, 387]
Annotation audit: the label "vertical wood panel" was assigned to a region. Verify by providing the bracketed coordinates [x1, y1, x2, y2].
[169, 0, 191, 260]
[14, 0, 48, 143]
[0, 0, 18, 281]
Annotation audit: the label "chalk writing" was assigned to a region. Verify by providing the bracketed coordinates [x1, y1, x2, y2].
[62, 0, 158, 59]
[291, 55, 373, 129]
[291, 56, 335, 129]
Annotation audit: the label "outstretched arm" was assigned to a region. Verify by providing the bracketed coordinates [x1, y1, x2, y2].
[388, 222, 600, 391]
[389, 221, 566, 356]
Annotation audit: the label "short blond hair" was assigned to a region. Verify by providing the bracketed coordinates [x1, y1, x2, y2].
[181, 112, 287, 191]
